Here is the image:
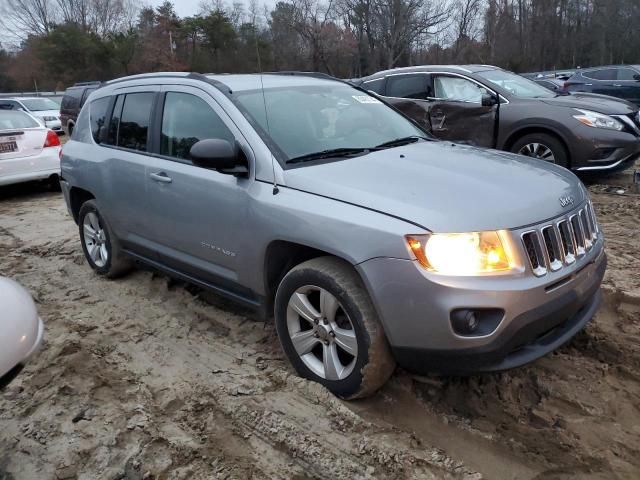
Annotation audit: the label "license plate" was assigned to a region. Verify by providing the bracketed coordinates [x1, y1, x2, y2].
[0, 140, 17, 153]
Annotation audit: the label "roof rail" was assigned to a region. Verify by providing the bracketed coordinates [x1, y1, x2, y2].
[267, 71, 339, 81]
[73, 81, 102, 87]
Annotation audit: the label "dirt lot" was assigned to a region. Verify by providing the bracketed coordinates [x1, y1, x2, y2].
[0, 166, 639, 480]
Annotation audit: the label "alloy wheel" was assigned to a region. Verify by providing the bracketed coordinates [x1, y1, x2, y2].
[83, 212, 108, 268]
[518, 142, 556, 162]
[286, 285, 358, 381]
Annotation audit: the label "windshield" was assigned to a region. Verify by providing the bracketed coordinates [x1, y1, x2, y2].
[233, 84, 425, 161]
[20, 98, 60, 112]
[0, 110, 41, 129]
[477, 70, 556, 99]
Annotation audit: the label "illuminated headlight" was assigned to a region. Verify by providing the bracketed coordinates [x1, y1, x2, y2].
[42, 116, 58, 122]
[572, 109, 624, 131]
[406, 231, 515, 275]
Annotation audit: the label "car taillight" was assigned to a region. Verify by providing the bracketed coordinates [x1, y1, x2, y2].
[44, 130, 61, 148]
[563, 81, 569, 89]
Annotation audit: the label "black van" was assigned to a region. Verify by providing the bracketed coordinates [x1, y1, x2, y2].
[60, 82, 101, 136]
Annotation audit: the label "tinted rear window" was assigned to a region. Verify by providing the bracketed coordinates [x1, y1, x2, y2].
[61, 88, 84, 109]
[362, 78, 385, 95]
[90, 97, 110, 143]
[386, 75, 431, 99]
[584, 69, 616, 81]
[107, 92, 154, 151]
[0, 110, 41, 129]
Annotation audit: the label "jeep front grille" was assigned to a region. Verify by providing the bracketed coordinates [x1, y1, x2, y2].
[521, 202, 599, 277]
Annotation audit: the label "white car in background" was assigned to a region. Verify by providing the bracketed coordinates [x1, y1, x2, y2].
[0, 110, 61, 187]
[0, 277, 44, 389]
[0, 97, 63, 134]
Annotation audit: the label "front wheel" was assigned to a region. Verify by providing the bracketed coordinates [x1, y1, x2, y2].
[511, 133, 569, 168]
[274, 257, 395, 399]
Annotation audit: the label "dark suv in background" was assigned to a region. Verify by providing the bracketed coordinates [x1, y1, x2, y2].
[354, 65, 640, 173]
[564, 65, 640, 105]
[60, 81, 101, 136]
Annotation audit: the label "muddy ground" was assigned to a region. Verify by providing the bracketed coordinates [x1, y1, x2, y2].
[0, 166, 639, 480]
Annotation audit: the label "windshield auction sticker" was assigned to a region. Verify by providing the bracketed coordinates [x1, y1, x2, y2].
[352, 95, 382, 104]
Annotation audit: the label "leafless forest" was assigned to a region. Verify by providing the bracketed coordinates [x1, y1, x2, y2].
[1, 0, 640, 96]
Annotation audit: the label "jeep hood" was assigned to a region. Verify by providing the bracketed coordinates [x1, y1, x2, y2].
[540, 93, 637, 115]
[283, 141, 585, 232]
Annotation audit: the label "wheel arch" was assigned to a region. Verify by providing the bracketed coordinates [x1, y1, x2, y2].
[69, 186, 95, 224]
[502, 126, 572, 165]
[263, 240, 359, 314]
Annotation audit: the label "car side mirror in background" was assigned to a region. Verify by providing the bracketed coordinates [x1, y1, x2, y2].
[633, 74, 640, 82]
[189, 139, 248, 176]
[481, 93, 498, 107]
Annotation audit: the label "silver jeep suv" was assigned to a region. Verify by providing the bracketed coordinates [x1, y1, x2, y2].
[60, 72, 606, 398]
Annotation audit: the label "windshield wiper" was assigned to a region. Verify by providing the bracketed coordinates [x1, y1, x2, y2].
[286, 148, 375, 164]
[375, 136, 428, 149]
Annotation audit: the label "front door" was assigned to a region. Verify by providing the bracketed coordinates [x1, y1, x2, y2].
[144, 86, 253, 293]
[427, 74, 497, 147]
[613, 67, 640, 106]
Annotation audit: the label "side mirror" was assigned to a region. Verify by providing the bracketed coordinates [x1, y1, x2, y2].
[189, 139, 247, 175]
[633, 74, 640, 82]
[481, 93, 498, 107]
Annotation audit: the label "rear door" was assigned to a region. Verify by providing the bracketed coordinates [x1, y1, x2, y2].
[583, 68, 618, 97]
[144, 85, 253, 290]
[98, 87, 159, 256]
[382, 73, 434, 131]
[426, 74, 496, 147]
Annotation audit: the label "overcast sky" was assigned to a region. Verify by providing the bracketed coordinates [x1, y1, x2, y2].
[0, 0, 276, 48]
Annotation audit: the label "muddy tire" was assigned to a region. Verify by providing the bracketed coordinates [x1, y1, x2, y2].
[78, 200, 131, 279]
[511, 132, 569, 168]
[275, 256, 395, 399]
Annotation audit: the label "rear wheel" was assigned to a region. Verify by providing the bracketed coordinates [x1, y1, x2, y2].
[274, 257, 395, 399]
[511, 133, 569, 168]
[78, 200, 131, 278]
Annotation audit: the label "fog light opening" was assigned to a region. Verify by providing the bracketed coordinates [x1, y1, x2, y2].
[450, 308, 504, 337]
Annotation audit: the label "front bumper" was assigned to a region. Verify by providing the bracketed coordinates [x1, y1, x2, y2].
[569, 124, 640, 171]
[357, 239, 606, 375]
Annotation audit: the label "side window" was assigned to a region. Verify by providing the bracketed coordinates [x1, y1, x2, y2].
[160, 92, 234, 161]
[616, 68, 639, 81]
[433, 76, 486, 103]
[89, 97, 110, 144]
[116, 92, 154, 152]
[386, 75, 431, 99]
[81, 87, 97, 107]
[584, 69, 616, 81]
[362, 78, 385, 95]
[0, 100, 19, 110]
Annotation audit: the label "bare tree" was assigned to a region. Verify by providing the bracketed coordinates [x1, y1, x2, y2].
[373, 0, 452, 69]
[0, 0, 57, 38]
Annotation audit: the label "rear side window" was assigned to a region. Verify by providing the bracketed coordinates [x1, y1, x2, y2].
[386, 75, 431, 99]
[362, 78, 385, 95]
[107, 92, 154, 152]
[160, 92, 234, 161]
[89, 97, 110, 143]
[584, 69, 616, 81]
[0, 110, 40, 129]
[0, 100, 21, 110]
[61, 88, 83, 110]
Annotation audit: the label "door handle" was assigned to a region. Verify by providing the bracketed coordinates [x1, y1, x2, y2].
[613, 84, 622, 87]
[150, 172, 172, 183]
